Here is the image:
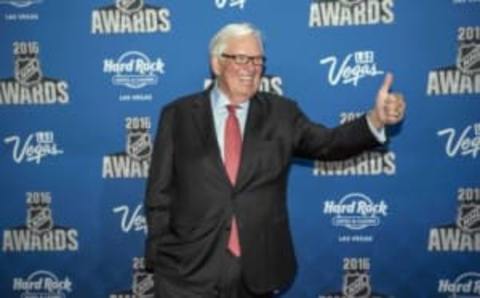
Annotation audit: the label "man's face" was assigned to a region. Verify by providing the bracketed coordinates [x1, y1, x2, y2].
[211, 34, 264, 104]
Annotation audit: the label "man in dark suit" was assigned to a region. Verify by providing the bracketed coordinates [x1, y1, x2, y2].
[145, 23, 405, 298]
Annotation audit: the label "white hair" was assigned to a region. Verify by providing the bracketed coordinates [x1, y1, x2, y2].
[209, 23, 264, 57]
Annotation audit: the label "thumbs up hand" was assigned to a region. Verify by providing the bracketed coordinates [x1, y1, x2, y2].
[369, 73, 406, 129]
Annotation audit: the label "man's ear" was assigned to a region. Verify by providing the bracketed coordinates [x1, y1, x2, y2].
[211, 56, 221, 76]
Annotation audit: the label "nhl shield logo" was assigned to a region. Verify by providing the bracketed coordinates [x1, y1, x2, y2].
[456, 43, 480, 75]
[132, 271, 154, 297]
[116, 0, 143, 14]
[342, 272, 372, 298]
[27, 205, 53, 234]
[126, 132, 152, 161]
[457, 204, 480, 233]
[15, 57, 43, 87]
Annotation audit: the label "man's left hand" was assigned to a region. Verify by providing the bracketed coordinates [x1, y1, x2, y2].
[369, 72, 406, 129]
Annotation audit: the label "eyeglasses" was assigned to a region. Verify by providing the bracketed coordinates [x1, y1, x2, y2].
[221, 53, 266, 66]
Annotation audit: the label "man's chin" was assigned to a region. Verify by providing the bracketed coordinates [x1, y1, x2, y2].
[229, 91, 256, 103]
[240, 86, 258, 96]
[242, 91, 257, 100]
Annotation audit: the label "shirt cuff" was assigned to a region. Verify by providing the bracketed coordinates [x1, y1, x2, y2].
[366, 114, 386, 143]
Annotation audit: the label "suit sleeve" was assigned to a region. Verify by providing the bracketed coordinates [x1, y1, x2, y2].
[144, 105, 175, 271]
[291, 103, 382, 160]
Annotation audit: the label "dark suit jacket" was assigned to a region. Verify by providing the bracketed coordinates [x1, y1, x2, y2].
[145, 90, 380, 294]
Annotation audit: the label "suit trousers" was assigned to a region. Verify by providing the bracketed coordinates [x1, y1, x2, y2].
[154, 229, 273, 298]
[215, 249, 272, 298]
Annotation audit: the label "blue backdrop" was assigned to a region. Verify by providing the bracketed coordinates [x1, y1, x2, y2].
[1, 1, 480, 297]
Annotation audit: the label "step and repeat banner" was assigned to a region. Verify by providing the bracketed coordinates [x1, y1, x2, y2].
[1, 1, 479, 297]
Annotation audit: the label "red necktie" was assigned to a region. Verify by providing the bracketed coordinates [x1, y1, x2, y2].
[224, 105, 242, 257]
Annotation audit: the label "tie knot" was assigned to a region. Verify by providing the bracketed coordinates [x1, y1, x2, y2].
[226, 105, 239, 114]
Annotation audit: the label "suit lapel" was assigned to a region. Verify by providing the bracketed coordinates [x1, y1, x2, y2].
[191, 91, 231, 186]
[235, 94, 265, 191]
[191, 91, 215, 146]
